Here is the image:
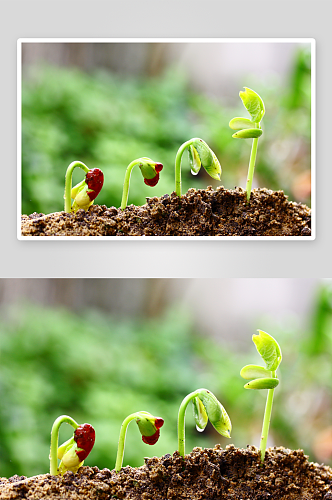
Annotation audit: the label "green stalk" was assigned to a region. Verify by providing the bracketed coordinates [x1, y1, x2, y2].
[120, 160, 141, 210]
[50, 415, 79, 475]
[259, 372, 276, 463]
[177, 390, 199, 457]
[175, 139, 195, 198]
[115, 413, 138, 472]
[64, 161, 89, 212]
[245, 123, 259, 202]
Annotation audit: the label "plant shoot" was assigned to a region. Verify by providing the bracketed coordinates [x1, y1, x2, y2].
[64, 161, 104, 213]
[175, 138, 221, 198]
[115, 411, 164, 472]
[50, 415, 95, 475]
[177, 388, 231, 457]
[240, 330, 282, 462]
[229, 88, 265, 202]
[120, 158, 163, 210]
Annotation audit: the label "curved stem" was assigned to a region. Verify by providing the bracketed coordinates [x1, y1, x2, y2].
[177, 390, 200, 457]
[245, 123, 260, 202]
[115, 413, 139, 472]
[120, 160, 142, 210]
[50, 415, 79, 475]
[64, 161, 89, 213]
[175, 139, 195, 198]
[260, 371, 276, 463]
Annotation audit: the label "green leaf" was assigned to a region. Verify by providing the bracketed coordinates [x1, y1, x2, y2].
[188, 145, 201, 175]
[252, 330, 282, 371]
[240, 364, 273, 380]
[239, 87, 265, 123]
[192, 396, 208, 432]
[135, 411, 158, 437]
[196, 389, 231, 438]
[192, 139, 213, 169]
[191, 139, 221, 180]
[232, 128, 263, 139]
[229, 117, 255, 130]
[244, 377, 279, 390]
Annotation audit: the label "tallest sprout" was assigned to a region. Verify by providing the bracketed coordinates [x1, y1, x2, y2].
[229, 88, 265, 202]
[240, 330, 282, 462]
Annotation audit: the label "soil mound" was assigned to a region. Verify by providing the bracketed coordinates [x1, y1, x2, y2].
[21, 187, 311, 237]
[1, 446, 331, 499]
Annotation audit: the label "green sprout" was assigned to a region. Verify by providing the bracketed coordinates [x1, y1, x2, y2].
[229, 88, 265, 202]
[64, 161, 104, 213]
[120, 158, 163, 210]
[177, 388, 231, 457]
[50, 415, 95, 475]
[175, 138, 221, 198]
[240, 330, 282, 463]
[115, 411, 164, 472]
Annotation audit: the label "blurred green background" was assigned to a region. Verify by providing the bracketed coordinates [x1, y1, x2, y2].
[0, 278, 330, 478]
[21, 42, 311, 215]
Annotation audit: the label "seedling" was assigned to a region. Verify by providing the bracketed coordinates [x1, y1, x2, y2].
[50, 415, 95, 475]
[229, 88, 265, 202]
[115, 411, 164, 472]
[120, 157, 163, 210]
[240, 330, 282, 463]
[64, 161, 104, 212]
[177, 388, 231, 457]
[175, 138, 221, 198]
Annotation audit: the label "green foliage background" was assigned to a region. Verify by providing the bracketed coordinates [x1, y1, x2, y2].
[22, 48, 311, 215]
[0, 282, 331, 478]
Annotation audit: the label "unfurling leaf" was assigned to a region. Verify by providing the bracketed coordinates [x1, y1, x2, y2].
[191, 139, 222, 180]
[239, 87, 265, 123]
[188, 145, 201, 175]
[192, 396, 208, 432]
[252, 330, 282, 371]
[196, 389, 232, 438]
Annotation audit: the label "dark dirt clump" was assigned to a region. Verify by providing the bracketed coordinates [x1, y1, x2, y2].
[1, 446, 331, 499]
[21, 187, 311, 236]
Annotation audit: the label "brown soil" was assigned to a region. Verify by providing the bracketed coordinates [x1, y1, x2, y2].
[1, 446, 331, 499]
[21, 187, 311, 236]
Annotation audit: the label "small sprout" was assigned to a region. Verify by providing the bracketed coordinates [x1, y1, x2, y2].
[241, 330, 282, 463]
[50, 415, 95, 475]
[229, 87, 265, 202]
[175, 138, 221, 198]
[177, 388, 231, 457]
[64, 161, 104, 213]
[115, 411, 164, 472]
[120, 157, 163, 210]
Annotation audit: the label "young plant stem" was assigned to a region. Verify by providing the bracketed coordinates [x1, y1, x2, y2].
[50, 415, 79, 475]
[115, 413, 139, 472]
[175, 139, 195, 198]
[259, 373, 276, 463]
[64, 161, 89, 212]
[245, 124, 259, 202]
[177, 390, 199, 457]
[120, 160, 142, 210]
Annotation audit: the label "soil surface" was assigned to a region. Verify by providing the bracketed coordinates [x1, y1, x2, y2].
[1, 446, 331, 499]
[21, 187, 311, 236]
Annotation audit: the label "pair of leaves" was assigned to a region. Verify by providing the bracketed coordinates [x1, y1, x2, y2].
[188, 138, 221, 181]
[241, 330, 282, 390]
[191, 389, 231, 438]
[229, 87, 265, 139]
